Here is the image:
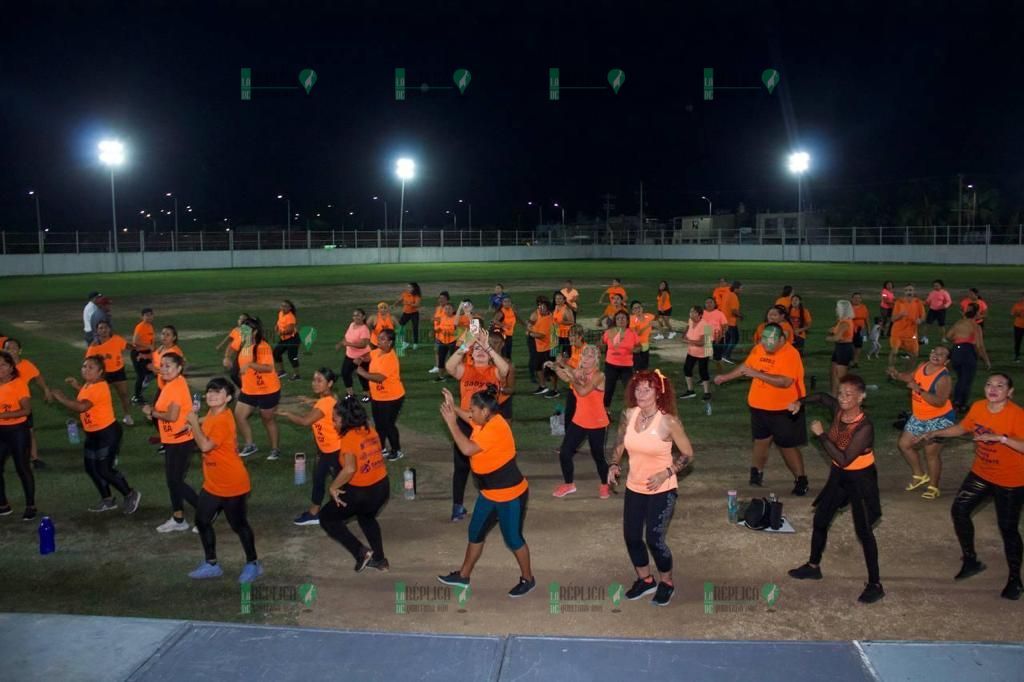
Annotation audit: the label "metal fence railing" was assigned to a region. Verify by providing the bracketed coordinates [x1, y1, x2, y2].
[4, 225, 1021, 255]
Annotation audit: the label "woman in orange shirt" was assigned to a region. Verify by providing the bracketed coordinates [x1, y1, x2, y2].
[598, 294, 627, 329]
[272, 299, 300, 381]
[493, 296, 520, 359]
[751, 306, 795, 345]
[548, 345, 610, 499]
[850, 292, 870, 368]
[827, 300, 856, 395]
[335, 308, 372, 403]
[368, 301, 395, 350]
[87, 320, 133, 424]
[220, 313, 252, 389]
[3, 338, 52, 469]
[142, 351, 198, 533]
[429, 291, 451, 374]
[919, 373, 1024, 600]
[184, 377, 262, 584]
[52, 355, 141, 514]
[608, 370, 695, 606]
[433, 302, 459, 383]
[552, 291, 575, 355]
[629, 301, 656, 370]
[653, 281, 674, 339]
[439, 385, 534, 597]
[235, 318, 282, 461]
[788, 294, 812, 355]
[320, 397, 391, 572]
[0, 350, 36, 520]
[598, 278, 628, 306]
[527, 299, 556, 397]
[130, 307, 156, 403]
[602, 310, 640, 408]
[356, 328, 405, 462]
[394, 282, 423, 350]
[1012, 293, 1024, 362]
[278, 368, 342, 526]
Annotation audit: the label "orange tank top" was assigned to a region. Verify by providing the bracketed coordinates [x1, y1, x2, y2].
[911, 364, 954, 420]
[623, 409, 676, 494]
[371, 313, 394, 346]
[573, 384, 609, 429]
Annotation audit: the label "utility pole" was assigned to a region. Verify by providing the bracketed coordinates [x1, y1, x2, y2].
[639, 181, 644, 232]
[602, 193, 616, 230]
[957, 174, 963, 229]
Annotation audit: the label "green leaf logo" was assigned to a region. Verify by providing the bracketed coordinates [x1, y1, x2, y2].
[453, 69, 472, 94]
[761, 582, 779, 608]
[299, 69, 318, 94]
[608, 582, 623, 608]
[298, 582, 318, 607]
[607, 69, 626, 94]
[761, 68, 780, 94]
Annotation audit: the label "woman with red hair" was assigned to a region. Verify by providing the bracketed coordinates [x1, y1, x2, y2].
[608, 370, 695, 607]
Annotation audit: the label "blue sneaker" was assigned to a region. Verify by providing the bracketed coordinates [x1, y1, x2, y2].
[293, 511, 320, 526]
[238, 560, 264, 584]
[188, 561, 224, 580]
[451, 504, 467, 522]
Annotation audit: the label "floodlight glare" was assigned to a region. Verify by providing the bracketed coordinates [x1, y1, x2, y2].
[98, 139, 125, 166]
[396, 158, 415, 180]
[787, 151, 810, 175]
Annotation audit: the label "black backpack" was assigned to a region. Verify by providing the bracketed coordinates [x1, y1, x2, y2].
[744, 497, 783, 530]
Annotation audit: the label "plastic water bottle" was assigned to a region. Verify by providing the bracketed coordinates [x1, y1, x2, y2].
[704, 400, 713, 416]
[727, 490, 738, 524]
[866, 384, 879, 391]
[39, 516, 55, 555]
[192, 392, 202, 413]
[66, 419, 80, 445]
[293, 453, 306, 486]
[403, 468, 416, 500]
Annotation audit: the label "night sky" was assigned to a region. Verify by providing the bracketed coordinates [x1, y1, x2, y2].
[2, 0, 1022, 232]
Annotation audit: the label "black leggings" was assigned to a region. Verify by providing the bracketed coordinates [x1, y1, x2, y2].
[83, 423, 131, 499]
[319, 477, 390, 561]
[311, 449, 340, 507]
[683, 355, 710, 382]
[950, 343, 977, 408]
[164, 440, 198, 514]
[130, 351, 152, 399]
[437, 342, 455, 371]
[810, 465, 882, 584]
[634, 349, 650, 370]
[341, 356, 370, 391]
[229, 358, 242, 389]
[1015, 327, 1024, 359]
[0, 424, 34, 508]
[952, 471, 1024, 579]
[452, 417, 473, 506]
[371, 397, 404, 452]
[564, 391, 577, 427]
[603, 364, 633, 408]
[559, 421, 609, 484]
[196, 490, 257, 564]
[623, 488, 677, 573]
[722, 326, 739, 360]
[398, 312, 420, 344]
[273, 336, 300, 369]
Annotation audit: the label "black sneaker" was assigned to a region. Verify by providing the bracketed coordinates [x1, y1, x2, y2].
[508, 576, 536, 598]
[437, 570, 470, 587]
[678, 391, 696, 400]
[545, 390, 560, 399]
[792, 476, 809, 496]
[651, 582, 674, 606]
[1001, 576, 1023, 601]
[749, 467, 763, 487]
[788, 563, 823, 580]
[531, 386, 548, 395]
[625, 576, 658, 600]
[22, 507, 37, 521]
[954, 556, 986, 581]
[354, 548, 373, 573]
[32, 459, 47, 470]
[702, 393, 712, 401]
[0, 505, 12, 517]
[858, 582, 885, 604]
[367, 557, 390, 572]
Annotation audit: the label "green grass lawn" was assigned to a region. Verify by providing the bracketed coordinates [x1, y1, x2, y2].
[0, 259, 1020, 623]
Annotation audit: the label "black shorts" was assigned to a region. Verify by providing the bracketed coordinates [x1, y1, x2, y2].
[238, 390, 281, 410]
[658, 308, 672, 317]
[852, 330, 864, 348]
[105, 368, 127, 383]
[879, 307, 892, 320]
[750, 407, 807, 448]
[831, 342, 854, 366]
[925, 309, 947, 326]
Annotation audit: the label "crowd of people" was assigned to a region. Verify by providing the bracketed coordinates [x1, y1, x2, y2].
[0, 276, 1021, 604]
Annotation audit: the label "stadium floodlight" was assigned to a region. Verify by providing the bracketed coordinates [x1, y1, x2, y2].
[396, 158, 416, 257]
[98, 139, 126, 263]
[787, 151, 811, 261]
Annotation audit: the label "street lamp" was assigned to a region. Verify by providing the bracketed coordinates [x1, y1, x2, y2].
[458, 198, 472, 230]
[553, 202, 565, 226]
[700, 195, 712, 216]
[445, 209, 457, 230]
[165, 192, 179, 235]
[372, 195, 388, 231]
[396, 158, 415, 253]
[277, 194, 291, 231]
[27, 191, 41, 233]
[98, 139, 125, 262]
[787, 151, 810, 260]
[528, 201, 543, 226]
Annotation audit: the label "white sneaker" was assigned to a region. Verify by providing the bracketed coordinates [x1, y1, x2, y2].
[156, 517, 189, 533]
[667, 332, 677, 339]
[920, 336, 929, 345]
[122, 415, 134, 426]
[721, 358, 736, 365]
[427, 367, 440, 374]
[653, 334, 665, 340]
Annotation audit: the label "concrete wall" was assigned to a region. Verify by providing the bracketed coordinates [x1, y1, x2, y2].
[3, 243, 1022, 277]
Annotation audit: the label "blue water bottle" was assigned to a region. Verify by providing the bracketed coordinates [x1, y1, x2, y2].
[66, 419, 80, 445]
[39, 516, 56, 555]
[727, 490, 738, 524]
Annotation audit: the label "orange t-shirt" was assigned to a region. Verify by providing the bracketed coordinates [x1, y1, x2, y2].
[960, 298, 988, 322]
[831, 319, 855, 343]
[436, 314, 457, 345]
[133, 321, 155, 353]
[775, 295, 793, 309]
[554, 305, 574, 339]
[499, 310, 516, 338]
[567, 343, 586, 369]
[911, 364, 954, 420]
[460, 359, 500, 411]
[606, 286, 627, 302]
[77, 381, 115, 432]
[1012, 302, 1024, 329]
[712, 286, 730, 310]
[432, 305, 445, 332]
[228, 328, 242, 353]
[277, 311, 297, 340]
[720, 291, 741, 326]
[852, 304, 870, 332]
[340, 426, 388, 487]
[961, 400, 1024, 488]
[155, 375, 193, 444]
[401, 292, 421, 314]
[892, 298, 925, 338]
[602, 303, 626, 319]
[312, 395, 342, 453]
[0, 378, 30, 426]
[470, 414, 527, 502]
[657, 291, 671, 312]
[630, 312, 656, 347]
[152, 344, 185, 389]
[370, 312, 394, 346]
[744, 343, 805, 411]
[788, 308, 812, 338]
[531, 313, 554, 353]
[87, 335, 128, 373]
[16, 359, 40, 384]
[200, 409, 251, 497]
[368, 349, 404, 401]
[239, 341, 281, 396]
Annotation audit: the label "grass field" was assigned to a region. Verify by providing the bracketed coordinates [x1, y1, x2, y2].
[1, 260, 1021, 638]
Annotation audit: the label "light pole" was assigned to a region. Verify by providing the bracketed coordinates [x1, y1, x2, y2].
[553, 202, 565, 226]
[458, 198, 472, 230]
[372, 195, 388, 231]
[445, 210, 458, 230]
[165, 192, 179, 235]
[528, 201, 543, 226]
[277, 194, 291, 231]
[967, 184, 977, 227]
[28, 191, 41, 232]
[396, 158, 415, 255]
[98, 139, 125, 264]
[787, 151, 810, 261]
[700, 195, 712, 216]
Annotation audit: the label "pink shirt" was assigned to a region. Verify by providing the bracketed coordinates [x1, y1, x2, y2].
[685, 319, 713, 359]
[926, 289, 952, 311]
[344, 323, 371, 359]
[624, 409, 677, 495]
[603, 328, 639, 367]
[702, 309, 728, 335]
[880, 289, 895, 310]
